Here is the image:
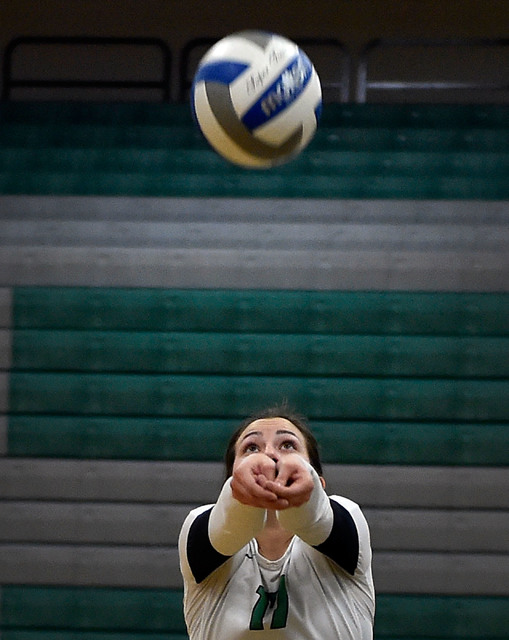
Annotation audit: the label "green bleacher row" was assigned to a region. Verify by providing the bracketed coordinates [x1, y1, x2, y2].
[3, 148, 509, 176]
[2, 172, 508, 198]
[8, 416, 509, 464]
[2, 169, 508, 199]
[18, 126, 508, 153]
[0, 102, 508, 198]
[1, 102, 509, 127]
[8, 370, 509, 462]
[12, 330, 509, 377]
[5, 125, 507, 152]
[7, 287, 509, 464]
[1, 587, 507, 639]
[12, 288, 509, 335]
[9, 373, 509, 420]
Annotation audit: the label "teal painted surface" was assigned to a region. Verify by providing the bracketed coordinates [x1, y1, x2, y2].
[1, 102, 508, 198]
[1, 586, 508, 638]
[7, 287, 509, 465]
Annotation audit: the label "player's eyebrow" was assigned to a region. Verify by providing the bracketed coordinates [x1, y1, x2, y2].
[240, 430, 262, 441]
[240, 429, 300, 441]
[276, 429, 301, 438]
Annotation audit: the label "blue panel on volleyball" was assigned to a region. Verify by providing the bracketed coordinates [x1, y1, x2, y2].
[193, 61, 249, 85]
[241, 53, 313, 131]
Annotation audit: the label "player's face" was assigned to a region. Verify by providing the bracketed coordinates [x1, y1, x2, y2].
[233, 417, 310, 470]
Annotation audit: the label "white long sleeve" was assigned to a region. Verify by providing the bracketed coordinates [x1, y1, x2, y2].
[208, 477, 267, 556]
[276, 461, 333, 546]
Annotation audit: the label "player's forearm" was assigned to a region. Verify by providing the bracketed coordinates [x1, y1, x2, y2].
[209, 478, 267, 555]
[276, 463, 333, 545]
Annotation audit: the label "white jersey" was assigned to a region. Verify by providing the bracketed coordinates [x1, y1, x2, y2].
[179, 467, 375, 640]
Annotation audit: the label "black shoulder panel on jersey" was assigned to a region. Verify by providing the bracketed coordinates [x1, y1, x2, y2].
[187, 507, 231, 583]
[313, 500, 359, 576]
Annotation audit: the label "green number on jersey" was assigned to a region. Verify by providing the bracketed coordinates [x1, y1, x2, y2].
[249, 575, 289, 630]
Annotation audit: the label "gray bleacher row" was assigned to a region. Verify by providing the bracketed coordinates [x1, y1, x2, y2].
[0, 287, 11, 456]
[0, 195, 508, 290]
[1, 458, 508, 594]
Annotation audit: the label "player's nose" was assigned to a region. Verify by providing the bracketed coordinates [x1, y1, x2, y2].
[264, 442, 279, 463]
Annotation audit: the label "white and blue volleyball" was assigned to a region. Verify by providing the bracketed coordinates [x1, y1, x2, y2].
[191, 31, 322, 168]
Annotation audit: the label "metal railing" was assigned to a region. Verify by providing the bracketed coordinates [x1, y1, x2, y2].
[2, 36, 172, 101]
[3, 35, 508, 104]
[355, 38, 509, 103]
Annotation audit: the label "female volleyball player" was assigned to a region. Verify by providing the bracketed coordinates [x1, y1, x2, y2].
[178, 406, 375, 639]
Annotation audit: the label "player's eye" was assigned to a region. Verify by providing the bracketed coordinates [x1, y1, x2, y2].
[280, 440, 297, 450]
[243, 442, 260, 453]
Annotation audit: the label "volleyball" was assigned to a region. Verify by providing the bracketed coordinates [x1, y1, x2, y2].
[191, 31, 322, 168]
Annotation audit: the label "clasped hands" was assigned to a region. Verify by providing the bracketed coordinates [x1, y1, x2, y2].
[231, 453, 315, 510]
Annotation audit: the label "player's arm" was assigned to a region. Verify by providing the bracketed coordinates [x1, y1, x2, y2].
[208, 477, 267, 555]
[179, 476, 267, 584]
[275, 458, 334, 545]
[208, 450, 299, 556]
[314, 495, 372, 576]
[274, 458, 370, 576]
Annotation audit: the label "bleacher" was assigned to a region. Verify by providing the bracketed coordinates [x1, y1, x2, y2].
[0, 96, 508, 638]
[1, 101, 509, 198]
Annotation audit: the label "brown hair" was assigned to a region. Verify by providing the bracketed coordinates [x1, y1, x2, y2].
[224, 404, 323, 480]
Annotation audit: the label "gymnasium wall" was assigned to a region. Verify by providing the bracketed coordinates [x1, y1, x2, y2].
[2, 0, 507, 50]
